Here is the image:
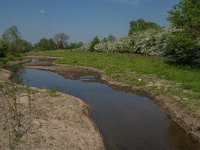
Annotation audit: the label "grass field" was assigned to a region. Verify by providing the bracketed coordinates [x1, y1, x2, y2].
[27, 50, 200, 116]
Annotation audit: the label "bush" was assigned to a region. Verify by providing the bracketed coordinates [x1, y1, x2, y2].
[94, 37, 134, 53]
[92, 28, 177, 56]
[0, 40, 7, 57]
[165, 31, 200, 64]
[131, 28, 178, 56]
[89, 36, 100, 51]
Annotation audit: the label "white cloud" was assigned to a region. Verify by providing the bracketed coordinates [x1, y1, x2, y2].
[39, 9, 45, 13]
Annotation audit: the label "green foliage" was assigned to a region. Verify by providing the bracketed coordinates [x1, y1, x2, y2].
[28, 50, 200, 97]
[17, 39, 32, 53]
[0, 55, 21, 65]
[0, 39, 7, 57]
[168, 0, 200, 37]
[89, 36, 100, 51]
[47, 88, 59, 97]
[35, 38, 56, 50]
[67, 42, 83, 49]
[165, 31, 200, 64]
[27, 50, 200, 117]
[1, 25, 32, 55]
[105, 35, 116, 42]
[54, 33, 69, 49]
[92, 28, 177, 55]
[167, 0, 200, 65]
[2, 26, 22, 55]
[128, 18, 161, 35]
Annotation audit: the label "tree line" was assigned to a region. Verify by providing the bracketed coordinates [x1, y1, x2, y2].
[86, 0, 200, 65]
[1, 0, 199, 66]
[0, 26, 83, 57]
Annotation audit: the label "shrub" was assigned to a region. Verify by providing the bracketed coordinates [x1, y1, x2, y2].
[132, 27, 178, 56]
[89, 36, 100, 51]
[92, 27, 177, 56]
[94, 37, 134, 53]
[164, 31, 200, 64]
[0, 40, 7, 57]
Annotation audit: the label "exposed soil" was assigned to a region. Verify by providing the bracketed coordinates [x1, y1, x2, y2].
[3, 59, 29, 67]
[0, 68, 105, 150]
[0, 68, 12, 79]
[25, 57, 200, 143]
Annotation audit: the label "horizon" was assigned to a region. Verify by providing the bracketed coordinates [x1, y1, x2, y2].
[0, 0, 179, 44]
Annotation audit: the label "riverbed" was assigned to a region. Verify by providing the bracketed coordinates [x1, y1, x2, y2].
[11, 66, 200, 150]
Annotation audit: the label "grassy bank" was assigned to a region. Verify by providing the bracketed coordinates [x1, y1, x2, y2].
[0, 54, 22, 65]
[27, 50, 200, 117]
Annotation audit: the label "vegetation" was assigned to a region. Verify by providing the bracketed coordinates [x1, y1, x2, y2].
[27, 50, 200, 92]
[0, 39, 7, 57]
[128, 18, 161, 35]
[92, 27, 177, 55]
[164, 31, 200, 64]
[81, 0, 200, 66]
[0, 80, 33, 149]
[168, 0, 200, 37]
[166, 0, 200, 64]
[53, 32, 69, 49]
[2, 26, 32, 55]
[89, 36, 100, 51]
[1, 0, 200, 148]
[34, 38, 57, 51]
[26, 50, 200, 116]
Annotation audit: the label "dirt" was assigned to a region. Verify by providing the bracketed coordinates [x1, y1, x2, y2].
[0, 68, 12, 79]
[3, 59, 29, 67]
[18, 91, 105, 150]
[25, 59, 200, 143]
[0, 70, 105, 150]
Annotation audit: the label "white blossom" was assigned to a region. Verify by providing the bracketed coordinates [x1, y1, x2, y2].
[81, 27, 179, 56]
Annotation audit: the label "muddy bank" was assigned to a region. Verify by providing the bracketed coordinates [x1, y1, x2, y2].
[0, 70, 105, 150]
[25, 62, 200, 143]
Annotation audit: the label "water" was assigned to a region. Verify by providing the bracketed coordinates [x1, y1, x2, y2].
[11, 68, 200, 150]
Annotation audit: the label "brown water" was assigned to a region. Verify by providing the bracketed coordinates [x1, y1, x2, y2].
[11, 67, 200, 150]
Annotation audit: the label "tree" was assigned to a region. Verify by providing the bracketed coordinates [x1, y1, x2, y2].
[35, 38, 56, 50]
[17, 39, 32, 53]
[89, 36, 100, 51]
[168, 0, 200, 37]
[165, 31, 199, 64]
[107, 35, 116, 42]
[165, 0, 200, 64]
[67, 42, 84, 49]
[0, 40, 7, 57]
[54, 33, 69, 49]
[2, 26, 22, 55]
[128, 19, 161, 35]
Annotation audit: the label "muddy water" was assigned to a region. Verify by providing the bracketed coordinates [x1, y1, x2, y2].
[11, 68, 200, 150]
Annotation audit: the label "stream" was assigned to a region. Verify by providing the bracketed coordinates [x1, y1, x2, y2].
[10, 59, 200, 150]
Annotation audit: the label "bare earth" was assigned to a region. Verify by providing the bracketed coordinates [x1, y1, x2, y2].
[0, 69, 105, 150]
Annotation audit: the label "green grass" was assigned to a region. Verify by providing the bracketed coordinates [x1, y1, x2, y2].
[27, 50, 200, 93]
[26, 50, 200, 117]
[0, 54, 23, 65]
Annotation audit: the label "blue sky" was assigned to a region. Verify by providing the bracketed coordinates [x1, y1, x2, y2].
[0, 0, 179, 43]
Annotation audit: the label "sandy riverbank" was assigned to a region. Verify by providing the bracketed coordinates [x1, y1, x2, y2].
[0, 69, 105, 150]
